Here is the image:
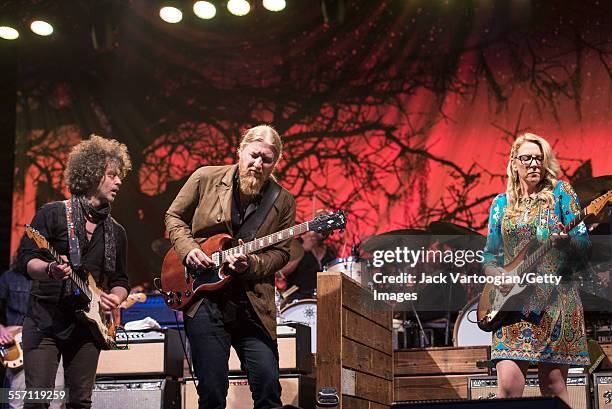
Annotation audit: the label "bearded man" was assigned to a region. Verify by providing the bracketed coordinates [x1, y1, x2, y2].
[165, 125, 296, 409]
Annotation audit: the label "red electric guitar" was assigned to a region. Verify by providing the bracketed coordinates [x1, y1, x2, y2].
[160, 210, 346, 311]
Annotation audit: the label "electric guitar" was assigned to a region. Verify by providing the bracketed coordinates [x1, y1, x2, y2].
[112, 292, 147, 327]
[0, 326, 23, 369]
[160, 210, 347, 311]
[477, 190, 612, 332]
[24, 225, 117, 350]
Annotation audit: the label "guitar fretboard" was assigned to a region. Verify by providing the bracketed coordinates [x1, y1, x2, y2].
[516, 208, 588, 277]
[25, 226, 92, 301]
[217, 221, 310, 265]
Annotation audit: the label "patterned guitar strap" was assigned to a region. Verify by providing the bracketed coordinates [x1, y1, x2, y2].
[64, 199, 82, 297]
[536, 205, 550, 243]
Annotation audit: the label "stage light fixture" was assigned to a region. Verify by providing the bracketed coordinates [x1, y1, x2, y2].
[160, 6, 183, 23]
[321, 0, 345, 25]
[193, 1, 216, 19]
[227, 0, 250, 16]
[263, 0, 286, 12]
[0, 26, 19, 40]
[30, 20, 53, 36]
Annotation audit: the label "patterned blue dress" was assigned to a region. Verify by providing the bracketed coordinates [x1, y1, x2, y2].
[482, 181, 590, 366]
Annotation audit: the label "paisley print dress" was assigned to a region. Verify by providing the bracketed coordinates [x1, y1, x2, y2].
[482, 181, 590, 366]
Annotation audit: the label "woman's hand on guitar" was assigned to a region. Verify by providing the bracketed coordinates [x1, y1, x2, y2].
[227, 239, 249, 275]
[551, 226, 571, 250]
[0, 325, 14, 345]
[99, 292, 122, 312]
[47, 259, 71, 281]
[185, 248, 214, 269]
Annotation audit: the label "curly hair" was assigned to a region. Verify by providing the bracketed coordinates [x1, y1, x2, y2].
[64, 134, 132, 196]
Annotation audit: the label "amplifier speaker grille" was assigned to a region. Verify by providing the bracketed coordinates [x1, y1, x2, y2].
[91, 379, 180, 409]
[468, 374, 589, 409]
[593, 372, 612, 408]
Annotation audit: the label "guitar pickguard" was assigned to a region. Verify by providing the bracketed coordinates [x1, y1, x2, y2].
[192, 265, 227, 288]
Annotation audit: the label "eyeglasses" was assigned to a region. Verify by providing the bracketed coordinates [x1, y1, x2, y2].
[515, 154, 543, 166]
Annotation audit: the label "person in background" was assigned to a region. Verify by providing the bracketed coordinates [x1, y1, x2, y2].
[281, 222, 336, 303]
[0, 263, 64, 409]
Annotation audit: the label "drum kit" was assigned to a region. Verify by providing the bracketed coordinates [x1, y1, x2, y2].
[277, 221, 489, 350]
[277, 175, 612, 351]
[278, 251, 367, 353]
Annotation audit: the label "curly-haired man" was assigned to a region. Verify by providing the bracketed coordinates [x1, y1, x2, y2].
[18, 134, 132, 409]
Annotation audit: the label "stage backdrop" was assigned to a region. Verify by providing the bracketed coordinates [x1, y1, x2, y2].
[10, 0, 612, 285]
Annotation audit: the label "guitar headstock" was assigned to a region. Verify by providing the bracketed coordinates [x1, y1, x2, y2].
[23, 224, 50, 251]
[309, 210, 347, 233]
[120, 292, 147, 309]
[585, 190, 612, 219]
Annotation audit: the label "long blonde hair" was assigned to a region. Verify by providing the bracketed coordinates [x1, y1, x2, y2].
[238, 124, 283, 164]
[505, 133, 560, 217]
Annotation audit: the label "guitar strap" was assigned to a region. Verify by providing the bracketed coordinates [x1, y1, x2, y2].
[536, 206, 550, 243]
[64, 199, 81, 296]
[64, 200, 82, 268]
[234, 180, 281, 243]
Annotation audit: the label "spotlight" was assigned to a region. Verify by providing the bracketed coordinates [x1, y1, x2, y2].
[159, 6, 183, 23]
[227, 0, 250, 16]
[0, 26, 19, 40]
[263, 0, 286, 12]
[193, 1, 216, 19]
[30, 20, 53, 36]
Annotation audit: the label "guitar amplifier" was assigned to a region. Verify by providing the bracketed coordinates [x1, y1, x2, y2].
[92, 378, 180, 409]
[593, 372, 612, 408]
[228, 324, 312, 374]
[182, 374, 315, 409]
[96, 329, 183, 378]
[468, 374, 589, 409]
[120, 294, 179, 326]
[393, 397, 570, 408]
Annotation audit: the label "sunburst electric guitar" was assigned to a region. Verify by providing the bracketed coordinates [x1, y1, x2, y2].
[160, 210, 347, 311]
[477, 190, 612, 332]
[24, 225, 117, 350]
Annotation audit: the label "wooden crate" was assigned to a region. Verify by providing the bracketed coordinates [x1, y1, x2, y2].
[317, 272, 393, 408]
[393, 346, 489, 401]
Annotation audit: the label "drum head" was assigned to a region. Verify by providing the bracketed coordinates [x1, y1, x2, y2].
[453, 296, 491, 347]
[280, 299, 317, 353]
[325, 257, 364, 282]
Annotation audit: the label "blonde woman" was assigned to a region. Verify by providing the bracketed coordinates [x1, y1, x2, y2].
[482, 133, 590, 405]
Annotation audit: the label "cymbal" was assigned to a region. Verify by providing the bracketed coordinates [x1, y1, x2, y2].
[361, 229, 430, 252]
[289, 239, 305, 263]
[428, 221, 483, 236]
[574, 176, 612, 207]
[428, 221, 485, 249]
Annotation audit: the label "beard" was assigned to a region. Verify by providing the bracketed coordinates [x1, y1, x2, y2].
[239, 168, 266, 197]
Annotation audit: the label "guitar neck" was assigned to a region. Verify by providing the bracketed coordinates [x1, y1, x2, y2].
[562, 207, 588, 234]
[518, 208, 588, 276]
[43, 240, 92, 301]
[218, 221, 310, 264]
